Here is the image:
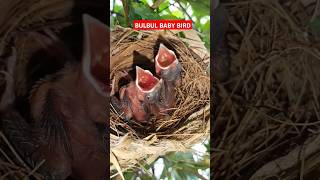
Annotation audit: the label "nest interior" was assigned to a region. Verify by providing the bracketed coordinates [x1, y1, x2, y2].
[213, 1, 320, 179]
[110, 27, 210, 170]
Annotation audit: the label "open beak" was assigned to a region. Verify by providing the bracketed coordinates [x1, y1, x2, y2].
[136, 66, 160, 93]
[155, 43, 178, 74]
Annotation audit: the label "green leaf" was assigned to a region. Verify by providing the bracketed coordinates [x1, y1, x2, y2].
[160, 14, 180, 20]
[110, 16, 115, 28]
[140, 0, 150, 5]
[113, 4, 122, 13]
[115, 16, 127, 27]
[204, 140, 210, 153]
[184, 0, 210, 18]
[140, 174, 154, 180]
[123, 170, 136, 180]
[158, 1, 170, 12]
[164, 156, 174, 167]
[131, 2, 162, 20]
[171, 169, 183, 179]
[171, 10, 184, 19]
[160, 167, 169, 179]
[203, 20, 210, 32]
[161, 158, 172, 179]
[178, 32, 186, 38]
[170, 152, 194, 161]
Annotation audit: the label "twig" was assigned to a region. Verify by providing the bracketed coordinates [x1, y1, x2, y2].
[23, 160, 45, 180]
[175, 0, 193, 20]
[300, 145, 305, 180]
[120, 0, 129, 27]
[150, 0, 165, 9]
[0, 147, 15, 165]
[0, 132, 30, 171]
[110, 151, 125, 180]
[250, 132, 320, 179]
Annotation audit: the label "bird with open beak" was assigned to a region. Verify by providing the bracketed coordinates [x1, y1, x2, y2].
[154, 43, 182, 115]
[119, 66, 162, 123]
[1, 14, 109, 180]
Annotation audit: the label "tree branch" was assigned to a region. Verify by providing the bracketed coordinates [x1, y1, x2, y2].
[150, 0, 165, 9]
[175, 0, 193, 20]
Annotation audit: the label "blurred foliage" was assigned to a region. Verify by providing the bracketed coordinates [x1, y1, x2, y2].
[120, 140, 210, 180]
[110, 0, 210, 48]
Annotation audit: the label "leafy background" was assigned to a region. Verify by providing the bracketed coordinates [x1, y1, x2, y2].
[110, 0, 210, 48]
[110, 0, 210, 179]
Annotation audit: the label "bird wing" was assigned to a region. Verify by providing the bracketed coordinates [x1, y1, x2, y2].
[39, 89, 72, 157]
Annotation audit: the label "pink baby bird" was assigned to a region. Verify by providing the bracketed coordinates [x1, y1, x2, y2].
[154, 43, 182, 115]
[119, 66, 162, 123]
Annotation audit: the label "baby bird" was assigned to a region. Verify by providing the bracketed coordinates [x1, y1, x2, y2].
[154, 43, 182, 115]
[119, 66, 162, 123]
[0, 14, 109, 180]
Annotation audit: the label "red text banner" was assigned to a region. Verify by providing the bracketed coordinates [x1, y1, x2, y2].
[133, 20, 193, 30]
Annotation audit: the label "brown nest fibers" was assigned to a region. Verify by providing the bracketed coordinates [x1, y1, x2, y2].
[109, 27, 210, 176]
[213, 0, 320, 179]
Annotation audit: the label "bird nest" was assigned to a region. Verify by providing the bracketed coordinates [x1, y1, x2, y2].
[213, 1, 320, 179]
[109, 27, 210, 174]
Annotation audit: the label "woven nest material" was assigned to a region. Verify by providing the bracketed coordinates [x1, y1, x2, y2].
[0, 1, 106, 179]
[213, 1, 320, 179]
[0, 1, 74, 179]
[109, 27, 210, 174]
